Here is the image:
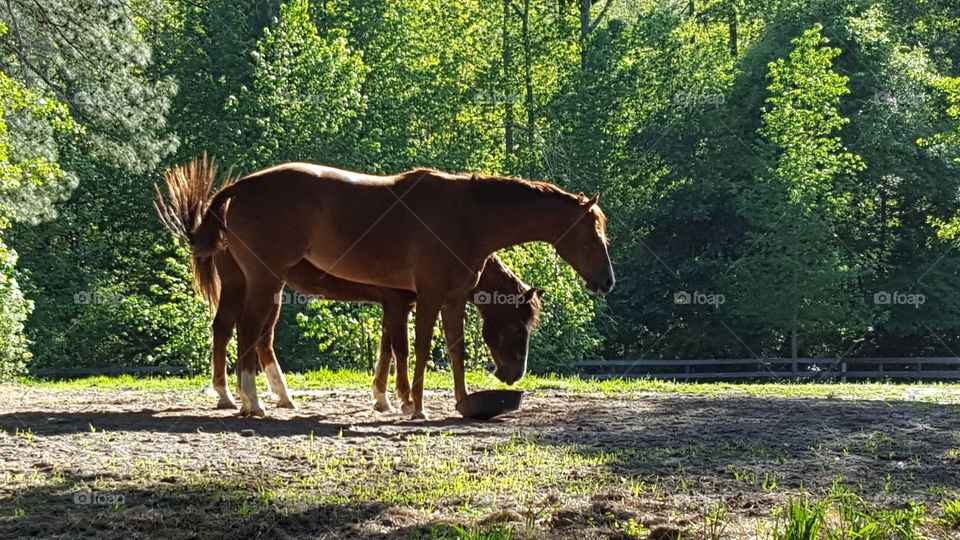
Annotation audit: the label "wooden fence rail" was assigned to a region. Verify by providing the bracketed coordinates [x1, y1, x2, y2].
[574, 358, 960, 382]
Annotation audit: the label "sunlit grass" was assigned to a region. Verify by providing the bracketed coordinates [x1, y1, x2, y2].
[772, 484, 931, 540]
[12, 368, 960, 403]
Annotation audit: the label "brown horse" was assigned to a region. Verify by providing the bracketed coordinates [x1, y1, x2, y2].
[208, 248, 540, 413]
[161, 157, 612, 419]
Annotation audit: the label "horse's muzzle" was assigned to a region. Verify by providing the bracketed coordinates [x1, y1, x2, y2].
[588, 272, 615, 294]
[494, 365, 525, 385]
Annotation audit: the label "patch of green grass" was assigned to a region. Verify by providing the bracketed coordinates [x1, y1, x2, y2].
[73, 432, 617, 515]
[773, 485, 928, 540]
[12, 368, 960, 403]
[414, 522, 514, 539]
[774, 493, 825, 540]
[701, 502, 728, 540]
[939, 496, 960, 529]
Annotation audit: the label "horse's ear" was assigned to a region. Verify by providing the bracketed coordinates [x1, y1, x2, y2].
[522, 288, 543, 302]
[535, 288, 546, 299]
[586, 192, 600, 207]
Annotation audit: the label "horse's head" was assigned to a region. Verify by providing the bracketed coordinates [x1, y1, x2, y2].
[554, 193, 615, 294]
[476, 286, 543, 385]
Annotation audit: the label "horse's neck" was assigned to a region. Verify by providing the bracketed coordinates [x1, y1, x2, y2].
[474, 195, 577, 255]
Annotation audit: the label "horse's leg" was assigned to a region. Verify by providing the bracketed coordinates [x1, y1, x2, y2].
[440, 300, 469, 404]
[212, 252, 244, 409]
[236, 275, 284, 417]
[371, 327, 394, 412]
[257, 299, 296, 409]
[391, 304, 414, 414]
[373, 297, 413, 413]
[211, 293, 242, 409]
[410, 297, 442, 420]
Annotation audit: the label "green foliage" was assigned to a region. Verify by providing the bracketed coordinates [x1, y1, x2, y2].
[0, 0, 176, 171]
[0, 240, 30, 379]
[730, 24, 867, 353]
[0, 45, 78, 378]
[828, 483, 927, 539]
[296, 301, 386, 370]
[235, 0, 369, 168]
[760, 25, 863, 208]
[417, 522, 513, 540]
[128, 249, 212, 373]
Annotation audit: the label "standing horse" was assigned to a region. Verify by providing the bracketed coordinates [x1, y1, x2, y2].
[163, 158, 612, 419]
[207, 248, 540, 413]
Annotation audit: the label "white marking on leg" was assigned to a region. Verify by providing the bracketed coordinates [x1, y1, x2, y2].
[373, 388, 393, 412]
[239, 369, 265, 417]
[263, 362, 295, 408]
[213, 382, 237, 409]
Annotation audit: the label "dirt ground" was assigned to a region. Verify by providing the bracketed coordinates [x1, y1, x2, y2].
[0, 385, 958, 539]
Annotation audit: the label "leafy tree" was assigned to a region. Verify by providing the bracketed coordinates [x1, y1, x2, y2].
[234, 0, 368, 168]
[0, 0, 176, 171]
[1, 1, 178, 370]
[729, 25, 865, 357]
[0, 55, 79, 378]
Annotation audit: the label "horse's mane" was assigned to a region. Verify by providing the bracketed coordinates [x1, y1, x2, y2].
[398, 167, 609, 243]
[488, 253, 543, 328]
[476, 171, 609, 242]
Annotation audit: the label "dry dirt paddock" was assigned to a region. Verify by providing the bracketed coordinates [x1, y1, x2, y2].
[0, 382, 958, 539]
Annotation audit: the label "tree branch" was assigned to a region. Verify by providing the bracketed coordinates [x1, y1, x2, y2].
[589, 0, 614, 33]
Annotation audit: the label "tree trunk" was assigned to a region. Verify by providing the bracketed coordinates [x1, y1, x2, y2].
[579, 0, 590, 70]
[521, 0, 534, 176]
[728, 8, 738, 57]
[503, 0, 514, 156]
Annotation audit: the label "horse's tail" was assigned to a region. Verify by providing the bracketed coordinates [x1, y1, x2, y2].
[153, 153, 239, 309]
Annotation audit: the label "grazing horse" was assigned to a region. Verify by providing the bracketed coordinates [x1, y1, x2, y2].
[207, 248, 540, 413]
[159, 157, 613, 419]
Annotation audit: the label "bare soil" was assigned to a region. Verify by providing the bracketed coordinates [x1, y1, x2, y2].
[0, 385, 958, 538]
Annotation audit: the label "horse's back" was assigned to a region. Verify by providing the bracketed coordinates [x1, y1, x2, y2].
[241, 162, 395, 187]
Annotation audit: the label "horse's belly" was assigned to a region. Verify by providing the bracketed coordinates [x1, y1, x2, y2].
[303, 246, 413, 290]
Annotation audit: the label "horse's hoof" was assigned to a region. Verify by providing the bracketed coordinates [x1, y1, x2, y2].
[399, 402, 415, 415]
[373, 401, 394, 413]
[238, 403, 266, 417]
[409, 410, 427, 421]
[216, 398, 238, 410]
[276, 399, 297, 409]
